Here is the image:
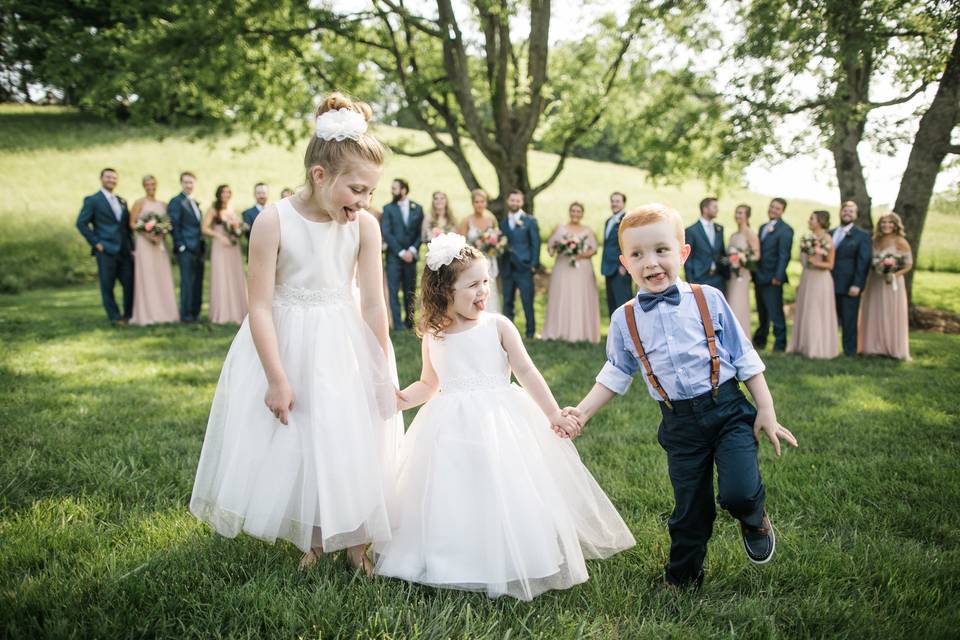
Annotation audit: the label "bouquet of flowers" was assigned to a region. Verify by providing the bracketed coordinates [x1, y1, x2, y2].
[799, 233, 831, 258]
[135, 211, 172, 239]
[873, 252, 906, 285]
[551, 233, 587, 268]
[222, 219, 249, 245]
[473, 226, 507, 258]
[722, 245, 758, 279]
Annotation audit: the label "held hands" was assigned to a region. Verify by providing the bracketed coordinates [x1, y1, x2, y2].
[265, 378, 296, 425]
[753, 407, 798, 456]
[549, 409, 581, 439]
[396, 387, 412, 411]
[848, 286, 861, 297]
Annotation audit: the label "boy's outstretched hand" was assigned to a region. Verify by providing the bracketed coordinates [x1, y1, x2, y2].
[754, 407, 798, 456]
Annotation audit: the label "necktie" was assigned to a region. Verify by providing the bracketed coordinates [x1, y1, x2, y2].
[637, 284, 682, 312]
[109, 194, 121, 220]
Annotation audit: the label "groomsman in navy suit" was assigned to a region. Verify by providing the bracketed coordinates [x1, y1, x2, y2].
[76, 168, 134, 323]
[600, 191, 633, 317]
[753, 197, 794, 351]
[831, 201, 872, 355]
[684, 197, 728, 293]
[242, 182, 269, 238]
[499, 189, 541, 338]
[168, 172, 206, 322]
[381, 178, 424, 329]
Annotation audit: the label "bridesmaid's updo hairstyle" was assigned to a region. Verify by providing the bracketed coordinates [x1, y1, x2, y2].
[304, 92, 386, 194]
[418, 244, 485, 338]
[812, 210, 830, 230]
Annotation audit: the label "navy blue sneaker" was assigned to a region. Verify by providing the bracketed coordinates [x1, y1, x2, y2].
[741, 512, 776, 564]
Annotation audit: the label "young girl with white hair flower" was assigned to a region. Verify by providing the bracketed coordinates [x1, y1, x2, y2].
[372, 233, 635, 601]
[190, 93, 403, 575]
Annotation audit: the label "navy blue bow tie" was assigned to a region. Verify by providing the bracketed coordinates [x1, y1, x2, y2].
[637, 284, 681, 312]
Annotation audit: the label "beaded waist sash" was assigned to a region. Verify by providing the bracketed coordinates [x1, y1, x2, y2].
[273, 283, 354, 308]
[440, 373, 511, 394]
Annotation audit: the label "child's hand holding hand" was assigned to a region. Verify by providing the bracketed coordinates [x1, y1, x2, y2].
[265, 379, 296, 425]
[549, 410, 581, 439]
[754, 407, 798, 456]
[396, 388, 412, 412]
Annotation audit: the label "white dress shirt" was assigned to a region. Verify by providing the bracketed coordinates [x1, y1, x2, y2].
[699, 217, 717, 247]
[605, 210, 624, 239]
[833, 222, 854, 247]
[101, 188, 122, 220]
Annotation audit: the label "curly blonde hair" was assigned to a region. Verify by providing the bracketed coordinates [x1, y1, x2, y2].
[418, 244, 485, 338]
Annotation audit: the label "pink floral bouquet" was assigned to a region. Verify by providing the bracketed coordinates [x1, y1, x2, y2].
[799, 233, 831, 258]
[873, 252, 906, 284]
[135, 211, 172, 238]
[722, 245, 758, 279]
[473, 226, 507, 258]
[222, 219, 249, 245]
[551, 233, 586, 268]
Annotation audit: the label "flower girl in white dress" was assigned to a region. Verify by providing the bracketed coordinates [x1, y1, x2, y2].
[190, 93, 403, 574]
[374, 233, 635, 600]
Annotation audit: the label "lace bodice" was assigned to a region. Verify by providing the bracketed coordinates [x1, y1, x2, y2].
[427, 313, 512, 394]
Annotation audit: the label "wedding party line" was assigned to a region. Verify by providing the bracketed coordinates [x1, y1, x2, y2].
[77, 170, 914, 361]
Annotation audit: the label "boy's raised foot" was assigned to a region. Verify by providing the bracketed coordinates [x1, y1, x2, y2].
[740, 511, 776, 564]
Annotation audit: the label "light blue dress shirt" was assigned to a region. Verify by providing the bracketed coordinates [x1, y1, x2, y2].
[597, 280, 765, 400]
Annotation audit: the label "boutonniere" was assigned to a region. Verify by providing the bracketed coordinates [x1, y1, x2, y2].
[515, 214, 525, 228]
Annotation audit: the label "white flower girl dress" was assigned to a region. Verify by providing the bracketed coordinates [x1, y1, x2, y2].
[374, 312, 635, 600]
[191, 198, 403, 553]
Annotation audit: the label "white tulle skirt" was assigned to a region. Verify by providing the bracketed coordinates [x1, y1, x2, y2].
[190, 297, 403, 553]
[373, 383, 635, 600]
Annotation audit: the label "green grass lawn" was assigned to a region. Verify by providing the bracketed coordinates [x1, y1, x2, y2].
[1, 284, 959, 638]
[2, 104, 959, 298]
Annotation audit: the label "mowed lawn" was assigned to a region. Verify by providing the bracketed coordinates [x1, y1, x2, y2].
[1, 284, 959, 639]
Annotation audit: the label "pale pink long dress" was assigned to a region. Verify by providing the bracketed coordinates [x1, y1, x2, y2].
[858, 249, 911, 361]
[725, 231, 754, 337]
[209, 211, 248, 324]
[130, 199, 179, 326]
[788, 252, 838, 359]
[541, 226, 600, 343]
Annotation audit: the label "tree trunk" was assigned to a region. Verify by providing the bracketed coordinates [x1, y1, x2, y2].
[831, 120, 873, 228]
[894, 28, 960, 311]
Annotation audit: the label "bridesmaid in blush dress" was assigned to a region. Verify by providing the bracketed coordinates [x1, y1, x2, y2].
[130, 175, 179, 325]
[788, 210, 838, 359]
[203, 184, 248, 324]
[858, 212, 912, 360]
[457, 189, 502, 314]
[725, 204, 760, 337]
[541, 202, 600, 343]
[421, 191, 457, 243]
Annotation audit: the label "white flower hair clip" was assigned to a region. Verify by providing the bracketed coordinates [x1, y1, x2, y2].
[426, 232, 467, 271]
[315, 108, 368, 141]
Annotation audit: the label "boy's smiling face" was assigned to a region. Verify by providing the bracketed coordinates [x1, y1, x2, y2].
[619, 221, 691, 293]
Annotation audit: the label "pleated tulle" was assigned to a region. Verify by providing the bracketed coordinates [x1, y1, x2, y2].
[190, 300, 403, 552]
[374, 376, 635, 600]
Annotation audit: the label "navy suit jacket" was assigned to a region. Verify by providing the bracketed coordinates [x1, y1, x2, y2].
[242, 205, 262, 237]
[499, 213, 541, 273]
[684, 220, 728, 282]
[755, 219, 794, 285]
[600, 212, 625, 277]
[76, 191, 133, 256]
[381, 201, 425, 261]
[168, 192, 206, 254]
[830, 225, 872, 294]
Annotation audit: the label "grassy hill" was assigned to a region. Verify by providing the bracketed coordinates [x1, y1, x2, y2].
[1, 104, 958, 312]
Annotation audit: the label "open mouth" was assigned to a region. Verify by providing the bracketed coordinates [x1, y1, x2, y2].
[645, 272, 668, 285]
[342, 207, 358, 221]
[473, 298, 486, 311]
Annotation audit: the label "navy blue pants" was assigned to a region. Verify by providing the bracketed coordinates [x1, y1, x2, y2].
[177, 249, 205, 322]
[95, 251, 134, 321]
[502, 266, 536, 337]
[835, 293, 861, 356]
[657, 379, 766, 586]
[386, 256, 417, 329]
[754, 282, 787, 350]
[605, 271, 634, 317]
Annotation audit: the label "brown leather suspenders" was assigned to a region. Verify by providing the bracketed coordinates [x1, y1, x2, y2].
[622, 284, 720, 409]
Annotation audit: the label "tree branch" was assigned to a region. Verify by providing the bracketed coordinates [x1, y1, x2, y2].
[377, 0, 443, 38]
[948, 144, 960, 154]
[868, 82, 929, 108]
[390, 145, 443, 157]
